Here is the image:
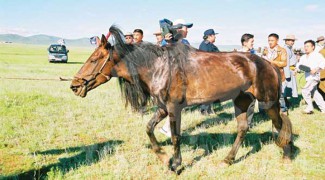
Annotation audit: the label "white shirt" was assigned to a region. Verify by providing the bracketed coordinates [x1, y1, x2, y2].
[314, 44, 324, 53]
[266, 46, 278, 61]
[296, 51, 325, 81]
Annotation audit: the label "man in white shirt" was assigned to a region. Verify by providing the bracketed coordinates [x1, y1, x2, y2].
[315, 36, 325, 53]
[296, 40, 325, 114]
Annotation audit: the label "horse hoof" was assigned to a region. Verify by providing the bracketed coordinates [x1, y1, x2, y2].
[171, 163, 181, 172]
[218, 161, 230, 168]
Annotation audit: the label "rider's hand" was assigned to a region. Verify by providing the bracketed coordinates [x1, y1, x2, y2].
[165, 33, 172, 41]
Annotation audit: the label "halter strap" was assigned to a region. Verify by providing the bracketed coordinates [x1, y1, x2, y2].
[74, 47, 113, 83]
[98, 48, 113, 80]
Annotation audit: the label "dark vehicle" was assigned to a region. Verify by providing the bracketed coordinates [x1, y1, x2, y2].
[48, 44, 69, 63]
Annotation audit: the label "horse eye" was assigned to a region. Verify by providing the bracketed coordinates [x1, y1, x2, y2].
[90, 58, 98, 63]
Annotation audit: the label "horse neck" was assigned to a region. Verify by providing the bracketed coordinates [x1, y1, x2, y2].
[111, 61, 152, 88]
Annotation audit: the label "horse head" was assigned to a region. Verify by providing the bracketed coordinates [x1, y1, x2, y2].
[70, 34, 118, 97]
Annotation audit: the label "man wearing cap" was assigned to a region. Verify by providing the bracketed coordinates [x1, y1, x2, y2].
[153, 30, 163, 46]
[283, 35, 298, 105]
[199, 29, 220, 52]
[315, 36, 325, 53]
[164, 19, 193, 45]
[159, 19, 193, 137]
[124, 32, 134, 45]
[198, 29, 220, 115]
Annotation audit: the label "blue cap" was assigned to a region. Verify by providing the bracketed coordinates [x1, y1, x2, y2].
[204, 29, 218, 36]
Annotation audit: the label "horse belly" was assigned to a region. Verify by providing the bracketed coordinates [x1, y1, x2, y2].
[185, 70, 247, 105]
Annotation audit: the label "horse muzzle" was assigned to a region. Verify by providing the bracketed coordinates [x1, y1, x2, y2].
[70, 79, 89, 98]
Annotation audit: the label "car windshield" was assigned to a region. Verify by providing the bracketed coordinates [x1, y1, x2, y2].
[49, 45, 67, 53]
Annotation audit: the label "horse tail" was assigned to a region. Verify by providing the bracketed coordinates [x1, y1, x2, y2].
[272, 66, 293, 148]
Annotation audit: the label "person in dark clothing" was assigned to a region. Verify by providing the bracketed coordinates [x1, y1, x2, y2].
[199, 29, 220, 115]
[199, 29, 220, 52]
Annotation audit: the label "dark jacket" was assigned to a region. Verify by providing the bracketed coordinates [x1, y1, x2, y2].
[199, 40, 220, 52]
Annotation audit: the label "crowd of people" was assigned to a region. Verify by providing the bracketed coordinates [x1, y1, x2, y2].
[91, 19, 325, 137]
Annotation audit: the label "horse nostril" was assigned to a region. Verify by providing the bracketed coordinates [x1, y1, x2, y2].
[70, 85, 78, 92]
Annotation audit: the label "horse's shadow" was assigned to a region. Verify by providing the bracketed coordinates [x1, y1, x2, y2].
[183, 107, 271, 134]
[183, 101, 234, 114]
[158, 132, 299, 174]
[145, 101, 234, 115]
[4, 140, 123, 179]
[183, 112, 234, 133]
[155, 108, 299, 173]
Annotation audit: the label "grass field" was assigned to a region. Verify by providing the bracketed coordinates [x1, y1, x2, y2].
[0, 43, 324, 179]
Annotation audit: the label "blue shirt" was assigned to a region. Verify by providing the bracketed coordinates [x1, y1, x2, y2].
[161, 38, 190, 46]
[199, 40, 220, 52]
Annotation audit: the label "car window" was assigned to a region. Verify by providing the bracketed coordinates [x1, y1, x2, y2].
[49, 45, 66, 53]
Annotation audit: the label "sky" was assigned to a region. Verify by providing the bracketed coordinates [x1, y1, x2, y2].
[0, 0, 324, 48]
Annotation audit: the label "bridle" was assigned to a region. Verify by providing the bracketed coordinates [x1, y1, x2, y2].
[98, 48, 113, 80]
[74, 47, 113, 86]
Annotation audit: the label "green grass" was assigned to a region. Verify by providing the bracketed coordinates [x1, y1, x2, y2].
[0, 43, 324, 179]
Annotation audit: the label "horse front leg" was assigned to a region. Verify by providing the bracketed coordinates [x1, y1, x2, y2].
[221, 112, 249, 166]
[168, 105, 182, 171]
[220, 93, 254, 167]
[146, 108, 169, 164]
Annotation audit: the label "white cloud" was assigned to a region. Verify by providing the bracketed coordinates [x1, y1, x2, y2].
[305, 4, 319, 12]
[0, 27, 39, 36]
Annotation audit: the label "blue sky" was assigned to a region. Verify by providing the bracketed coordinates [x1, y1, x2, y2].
[0, 0, 324, 47]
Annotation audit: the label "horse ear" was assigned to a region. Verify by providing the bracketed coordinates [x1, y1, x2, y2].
[101, 34, 107, 46]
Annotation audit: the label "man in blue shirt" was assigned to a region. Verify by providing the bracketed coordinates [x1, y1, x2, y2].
[199, 29, 220, 115]
[199, 29, 220, 52]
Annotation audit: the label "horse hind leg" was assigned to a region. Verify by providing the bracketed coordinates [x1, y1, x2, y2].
[221, 92, 255, 166]
[265, 103, 293, 161]
[146, 107, 169, 164]
[167, 104, 182, 171]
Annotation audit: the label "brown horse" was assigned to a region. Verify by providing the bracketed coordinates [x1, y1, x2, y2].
[70, 26, 293, 171]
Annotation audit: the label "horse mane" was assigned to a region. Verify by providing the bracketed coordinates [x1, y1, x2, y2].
[108, 25, 192, 111]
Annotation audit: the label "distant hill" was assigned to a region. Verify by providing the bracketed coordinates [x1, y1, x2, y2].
[0, 34, 92, 47]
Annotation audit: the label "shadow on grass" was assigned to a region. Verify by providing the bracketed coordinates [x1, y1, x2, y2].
[158, 132, 299, 174]
[143, 101, 234, 115]
[4, 140, 123, 180]
[286, 94, 303, 110]
[183, 112, 234, 133]
[183, 108, 271, 134]
[183, 101, 233, 114]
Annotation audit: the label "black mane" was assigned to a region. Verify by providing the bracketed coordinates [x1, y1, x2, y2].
[108, 25, 192, 111]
